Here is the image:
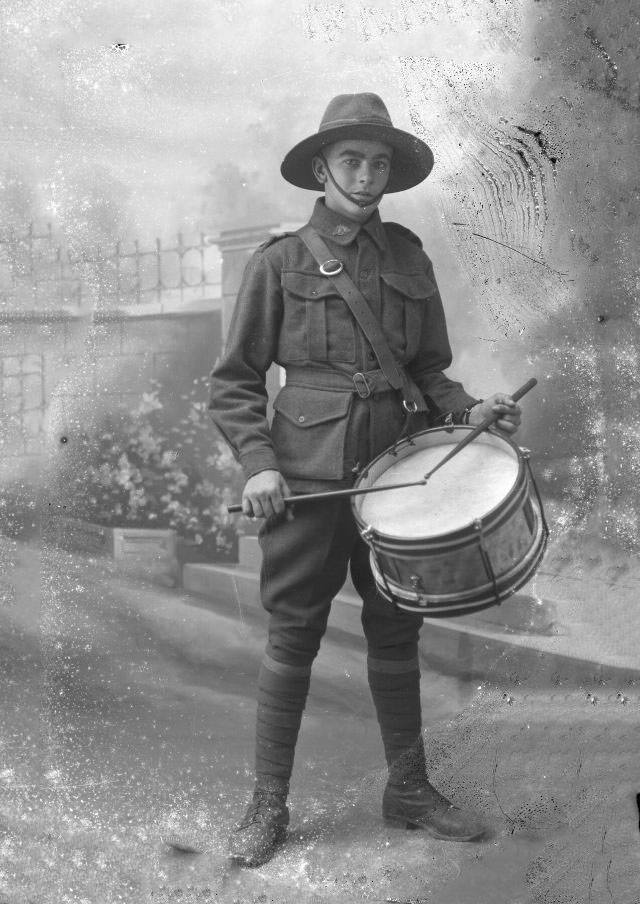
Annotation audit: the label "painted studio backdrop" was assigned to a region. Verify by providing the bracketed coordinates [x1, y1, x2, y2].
[1, 2, 639, 903]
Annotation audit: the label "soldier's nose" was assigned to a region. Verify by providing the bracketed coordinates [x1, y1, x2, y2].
[359, 163, 375, 184]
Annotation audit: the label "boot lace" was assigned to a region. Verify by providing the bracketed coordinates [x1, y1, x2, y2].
[239, 790, 286, 828]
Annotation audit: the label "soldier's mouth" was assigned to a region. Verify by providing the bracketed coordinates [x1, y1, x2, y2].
[351, 193, 375, 205]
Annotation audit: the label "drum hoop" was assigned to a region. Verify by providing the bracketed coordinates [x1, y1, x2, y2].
[364, 479, 532, 553]
[352, 425, 526, 545]
[371, 511, 547, 611]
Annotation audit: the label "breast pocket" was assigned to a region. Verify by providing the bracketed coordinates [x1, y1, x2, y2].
[270, 385, 353, 480]
[280, 271, 356, 364]
[380, 271, 435, 362]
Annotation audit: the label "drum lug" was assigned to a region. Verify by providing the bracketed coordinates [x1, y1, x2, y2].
[406, 575, 427, 609]
[362, 525, 375, 543]
[519, 446, 531, 460]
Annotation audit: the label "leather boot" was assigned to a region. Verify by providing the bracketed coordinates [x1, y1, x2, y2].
[383, 777, 487, 841]
[228, 782, 290, 867]
[382, 740, 487, 842]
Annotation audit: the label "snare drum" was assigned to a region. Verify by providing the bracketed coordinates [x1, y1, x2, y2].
[351, 426, 548, 617]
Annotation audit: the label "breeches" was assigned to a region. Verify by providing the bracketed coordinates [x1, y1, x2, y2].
[258, 497, 423, 664]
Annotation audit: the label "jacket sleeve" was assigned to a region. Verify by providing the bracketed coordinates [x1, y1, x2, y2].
[207, 248, 283, 480]
[407, 259, 480, 420]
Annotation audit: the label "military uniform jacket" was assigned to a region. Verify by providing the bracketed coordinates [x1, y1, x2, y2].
[208, 199, 478, 492]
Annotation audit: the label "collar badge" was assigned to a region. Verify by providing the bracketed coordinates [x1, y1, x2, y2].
[333, 224, 351, 236]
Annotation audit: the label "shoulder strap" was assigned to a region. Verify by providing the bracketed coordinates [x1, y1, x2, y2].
[297, 225, 427, 412]
[258, 231, 296, 252]
[384, 221, 423, 248]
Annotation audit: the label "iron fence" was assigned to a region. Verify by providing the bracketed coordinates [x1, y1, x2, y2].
[0, 224, 221, 312]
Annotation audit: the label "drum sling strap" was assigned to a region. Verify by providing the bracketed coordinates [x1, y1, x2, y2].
[296, 224, 428, 414]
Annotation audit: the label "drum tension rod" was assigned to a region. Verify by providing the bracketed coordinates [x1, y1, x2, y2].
[474, 518, 501, 605]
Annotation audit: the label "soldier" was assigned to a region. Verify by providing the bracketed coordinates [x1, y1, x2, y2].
[207, 93, 521, 867]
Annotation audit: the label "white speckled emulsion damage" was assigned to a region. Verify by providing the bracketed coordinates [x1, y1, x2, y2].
[0, 1, 639, 903]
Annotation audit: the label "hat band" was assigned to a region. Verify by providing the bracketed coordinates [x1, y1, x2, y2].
[319, 116, 393, 132]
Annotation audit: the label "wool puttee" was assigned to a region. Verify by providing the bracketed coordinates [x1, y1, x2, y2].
[253, 652, 425, 788]
[255, 654, 312, 785]
[367, 654, 425, 781]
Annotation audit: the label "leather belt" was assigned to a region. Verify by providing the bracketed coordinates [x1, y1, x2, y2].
[285, 366, 393, 399]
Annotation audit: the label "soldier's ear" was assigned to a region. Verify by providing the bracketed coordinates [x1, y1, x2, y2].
[311, 155, 327, 186]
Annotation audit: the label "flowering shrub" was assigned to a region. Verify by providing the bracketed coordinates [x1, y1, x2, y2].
[59, 376, 245, 561]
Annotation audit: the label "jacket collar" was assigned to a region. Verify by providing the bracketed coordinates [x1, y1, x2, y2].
[308, 198, 390, 253]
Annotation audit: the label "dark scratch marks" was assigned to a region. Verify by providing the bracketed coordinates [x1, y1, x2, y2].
[452, 224, 570, 276]
[499, 125, 560, 244]
[303, 3, 346, 42]
[585, 27, 618, 96]
[472, 151, 512, 235]
[587, 860, 595, 904]
[584, 26, 640, 113]
[490, 747, 525, 835]
[605, 856, 616, 903]
[516, 125, 559, 175]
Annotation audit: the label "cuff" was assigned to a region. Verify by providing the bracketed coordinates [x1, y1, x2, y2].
[453, 398, 483, 425]
[239, 446, 280, 481]
[431, 395, 481, 427]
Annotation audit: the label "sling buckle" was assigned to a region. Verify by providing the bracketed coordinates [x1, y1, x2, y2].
[319, 259, 344, 276]
[353, 372, 372, 398]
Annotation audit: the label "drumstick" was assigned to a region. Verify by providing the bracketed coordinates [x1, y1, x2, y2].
[226, 478, 427, 513]
[226, 377, 537, 513]
[422, 377, 538, 481]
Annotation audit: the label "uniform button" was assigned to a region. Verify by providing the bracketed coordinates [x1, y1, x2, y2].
[359, 270, 369, 279]
[298, 415, 305, 423]
[367, 351, 376, 362]
[311, 289, 318, 296]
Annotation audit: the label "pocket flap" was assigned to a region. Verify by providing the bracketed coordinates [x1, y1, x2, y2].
[282, 270, 337, 300]
[273, 385, 352, 428]
[381, 270, 435, 299]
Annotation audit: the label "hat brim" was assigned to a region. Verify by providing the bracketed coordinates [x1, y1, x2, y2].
[280, 124, 434, 193]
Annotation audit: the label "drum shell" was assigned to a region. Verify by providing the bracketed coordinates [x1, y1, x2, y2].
[352, 427, 548, 618]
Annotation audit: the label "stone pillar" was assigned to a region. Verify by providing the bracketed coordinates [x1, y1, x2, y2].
[214, 224, 287, 413]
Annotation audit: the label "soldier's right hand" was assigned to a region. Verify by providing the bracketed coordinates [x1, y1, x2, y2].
[242, 470, 292, 519]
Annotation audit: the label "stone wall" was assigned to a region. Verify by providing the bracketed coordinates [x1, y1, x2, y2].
[0, 306, 222, 488]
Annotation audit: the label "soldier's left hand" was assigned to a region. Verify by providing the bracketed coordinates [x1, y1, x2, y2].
[468, 393, 521, 435]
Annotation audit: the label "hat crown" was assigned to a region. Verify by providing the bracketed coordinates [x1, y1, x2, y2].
[318, 93, 394, 133]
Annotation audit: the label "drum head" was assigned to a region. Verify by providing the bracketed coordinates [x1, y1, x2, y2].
[355, 429, 521, 539]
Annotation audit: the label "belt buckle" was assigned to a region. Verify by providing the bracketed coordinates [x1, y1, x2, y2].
[353, 372, 371, 399]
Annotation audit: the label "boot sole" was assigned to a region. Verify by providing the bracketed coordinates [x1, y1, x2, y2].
[383, 813, 485, 842]
[228, 827, 288, 867]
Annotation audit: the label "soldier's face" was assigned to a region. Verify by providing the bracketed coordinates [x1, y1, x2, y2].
[313, 139, 392, 221]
